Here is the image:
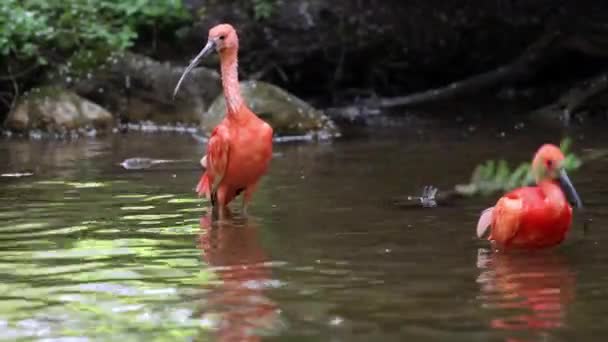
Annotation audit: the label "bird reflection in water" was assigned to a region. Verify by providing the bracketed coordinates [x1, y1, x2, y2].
[197, 212, 280, 341]
[476, 249, 575, 341]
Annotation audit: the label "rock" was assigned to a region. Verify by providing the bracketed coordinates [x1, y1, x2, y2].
[4, 86, 113, 133]
[68, 52, 221, 125]
[204, 81, 339, 138]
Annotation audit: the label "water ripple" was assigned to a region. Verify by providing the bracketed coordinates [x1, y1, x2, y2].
[0, 176, 238, 340]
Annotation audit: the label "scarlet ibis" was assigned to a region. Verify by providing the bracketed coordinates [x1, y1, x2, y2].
[174, 24, 273, 217]
[476, 144, 583, 249]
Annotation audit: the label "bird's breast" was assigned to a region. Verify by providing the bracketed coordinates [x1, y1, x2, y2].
[516, 203, 572, 247]
[224, 123, 272, 185]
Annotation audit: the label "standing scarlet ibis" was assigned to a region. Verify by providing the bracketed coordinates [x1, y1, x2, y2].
[476, 144, 583, 249]
[174, 24, 273, 217]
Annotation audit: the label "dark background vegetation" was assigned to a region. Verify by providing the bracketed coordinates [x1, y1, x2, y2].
[3, 0, 608, 122]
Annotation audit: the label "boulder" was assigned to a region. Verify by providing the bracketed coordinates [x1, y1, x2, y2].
[69, 52, 221, 125]
[204, 81, 339, 138]
[4, 86, 113, 133]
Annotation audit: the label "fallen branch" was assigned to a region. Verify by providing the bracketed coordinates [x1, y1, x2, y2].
[534, 69, 608, 124]
[371, 30, 563, 108]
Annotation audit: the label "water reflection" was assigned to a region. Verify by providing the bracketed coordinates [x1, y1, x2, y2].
[477, 249, 575, 341]
[197, 213, 279, 341]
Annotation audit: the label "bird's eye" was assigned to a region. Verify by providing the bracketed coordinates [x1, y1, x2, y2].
[219, 35, 225, 40]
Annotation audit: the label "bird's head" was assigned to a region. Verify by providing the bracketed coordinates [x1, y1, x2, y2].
[532, 144, 583, 208]
[208, 24, 239, 54]
[173, 24, 238, 98]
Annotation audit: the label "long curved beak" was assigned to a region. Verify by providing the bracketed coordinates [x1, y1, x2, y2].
[173, 40, 216, 99]
[559, 169, 583, 209]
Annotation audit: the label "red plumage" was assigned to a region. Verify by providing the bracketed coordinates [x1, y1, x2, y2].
[477, 144, 581, 249]
[175, 24, 273, 217]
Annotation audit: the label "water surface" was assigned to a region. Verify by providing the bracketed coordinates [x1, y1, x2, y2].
[1, 117, 607, 341]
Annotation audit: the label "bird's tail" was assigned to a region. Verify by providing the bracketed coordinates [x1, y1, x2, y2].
[196, 172, 211, 198]
[476, 207, 494, 238]
[197, 171, 219, 208]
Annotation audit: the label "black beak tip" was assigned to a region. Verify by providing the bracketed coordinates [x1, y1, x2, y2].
[558, 169, 583, 209]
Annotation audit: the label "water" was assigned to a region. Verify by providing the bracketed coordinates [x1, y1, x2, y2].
[0, 117, 608, 341]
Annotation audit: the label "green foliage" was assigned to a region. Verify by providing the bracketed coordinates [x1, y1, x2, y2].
[0, 0, 191, 73]
[455, 138, 582, 196]
[559, 137, 582, 170]
[252, 0, 276, 20]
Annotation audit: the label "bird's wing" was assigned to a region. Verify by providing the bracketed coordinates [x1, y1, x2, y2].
[206, 125, 231, 194]
[491, 191, 525, 245]
[476, 207, 494, 238]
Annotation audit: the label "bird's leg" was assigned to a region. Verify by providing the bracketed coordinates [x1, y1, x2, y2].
[241, 196, 249, 217]
[210, 191, 217, 208]
[209, 190, 223, 219]
[241, 183, 258, 217]
[217, 206, 230, 221]
[241, 203, 249, 217]
[213, 188, 229, 221]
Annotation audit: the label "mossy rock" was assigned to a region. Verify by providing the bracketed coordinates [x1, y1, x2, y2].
[203, 81, 339, 138]
[64, 52, 221, 125]
[4, 86, 113, 132]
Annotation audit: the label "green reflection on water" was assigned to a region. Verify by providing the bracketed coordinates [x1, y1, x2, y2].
[0, 175, 219, 340]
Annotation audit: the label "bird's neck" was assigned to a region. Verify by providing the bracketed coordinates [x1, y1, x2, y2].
[539, 180, 568, 212]
[220, 50, 245, 119]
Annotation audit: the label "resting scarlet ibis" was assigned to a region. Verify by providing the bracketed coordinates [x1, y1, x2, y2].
[476, 144, 583, 249]
[173, 24, 273, 217]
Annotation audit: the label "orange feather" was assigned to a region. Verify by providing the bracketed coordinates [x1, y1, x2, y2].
[476, 144, 581, 249]
[175, 24, 273, 216]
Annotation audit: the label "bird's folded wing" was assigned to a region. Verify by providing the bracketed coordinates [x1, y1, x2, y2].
[492, 196, 523, 244]
[207, 126, 230, 193]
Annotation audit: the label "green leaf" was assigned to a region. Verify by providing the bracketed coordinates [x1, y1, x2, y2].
[560, 137, 572, 154]
[0, 0, 193, 75]
[456, 138, 583, 197]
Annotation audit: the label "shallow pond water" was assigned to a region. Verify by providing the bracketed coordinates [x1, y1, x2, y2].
[1, 117, 608, 341]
